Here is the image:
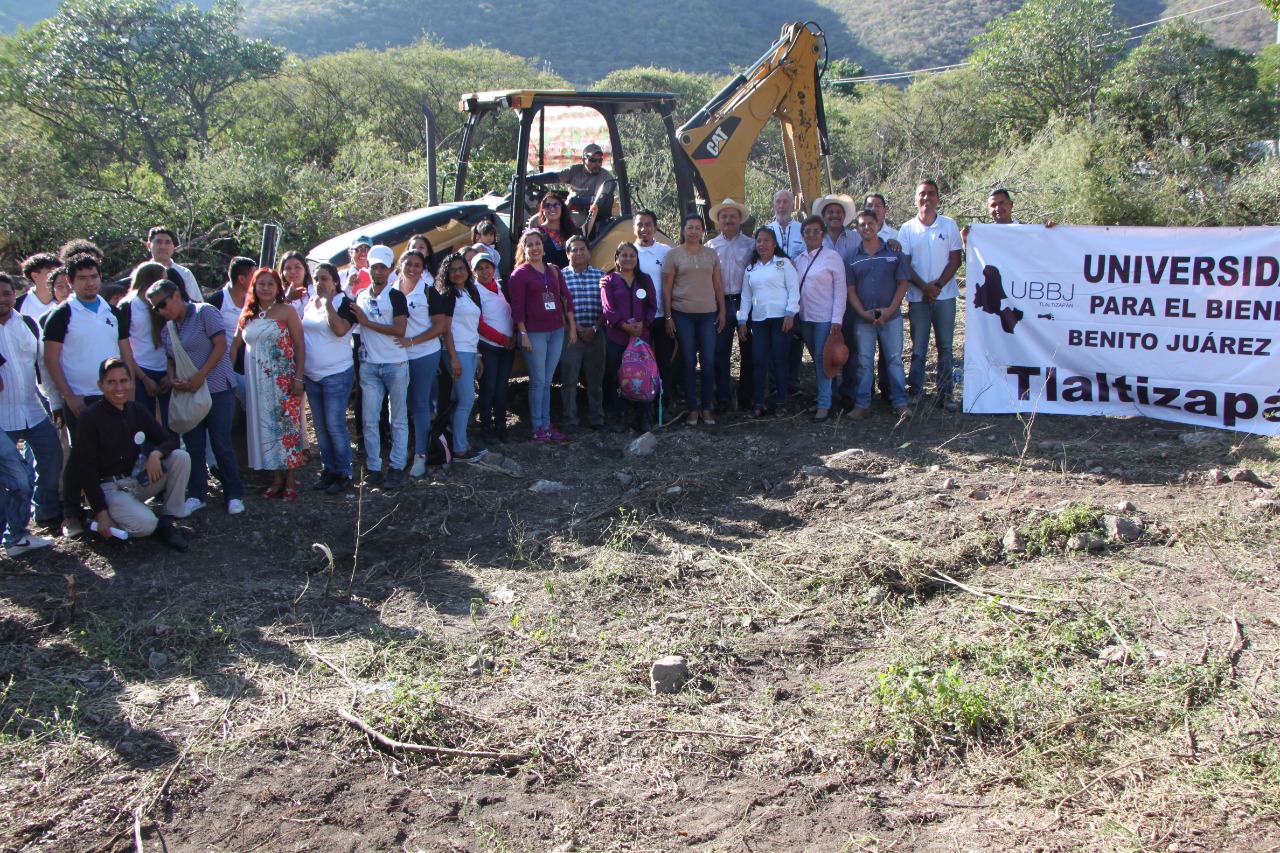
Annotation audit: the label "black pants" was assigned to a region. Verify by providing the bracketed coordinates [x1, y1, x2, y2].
[651, 318, 680, 417]
[61, 393, 103, 520]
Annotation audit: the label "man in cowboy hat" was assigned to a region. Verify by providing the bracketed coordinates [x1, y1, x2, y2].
[707, 198, 756, 412]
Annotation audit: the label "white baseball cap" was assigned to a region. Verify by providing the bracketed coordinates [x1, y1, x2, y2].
[367, 245, 395, 269]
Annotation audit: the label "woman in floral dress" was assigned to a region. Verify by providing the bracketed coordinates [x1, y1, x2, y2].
[230, 268, 307, 499]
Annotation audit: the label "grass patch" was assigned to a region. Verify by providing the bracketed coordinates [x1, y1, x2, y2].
[1022, 502, 1105, 555]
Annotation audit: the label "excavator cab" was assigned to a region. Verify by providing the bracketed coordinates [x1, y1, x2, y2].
[454, 89, 699, 272]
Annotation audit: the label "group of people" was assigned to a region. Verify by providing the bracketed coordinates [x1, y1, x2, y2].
[0, 177, 1016, 555]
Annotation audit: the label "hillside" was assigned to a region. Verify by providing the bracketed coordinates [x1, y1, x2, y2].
[2, 0, 1273, 80]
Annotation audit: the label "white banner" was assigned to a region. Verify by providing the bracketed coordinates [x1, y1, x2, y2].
[964, 224, 1280, 435]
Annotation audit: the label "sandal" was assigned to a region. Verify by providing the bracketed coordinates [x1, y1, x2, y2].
[281, 487, 299, 501]
[260, 485, 283, 499]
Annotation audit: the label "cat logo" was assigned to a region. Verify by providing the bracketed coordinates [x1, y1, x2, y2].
[691, 117, 741, 163]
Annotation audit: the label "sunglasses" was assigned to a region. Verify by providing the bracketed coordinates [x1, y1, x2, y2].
[542, 200, 562, 208]
[150, 294, 174, 313]
[802, 227, 823, 235]
[587, 156, 604, 163]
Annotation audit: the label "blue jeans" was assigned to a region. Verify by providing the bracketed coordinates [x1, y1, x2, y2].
[907, 298, 956, 399]
[801, 321, 837, 410]
[715, 295, 752, 406]
[477, 342, 514, 434]
[749, 317, 791, 407]
[305, 366, 355, 477]
[672, 310, 717, 411]
[360, 361, 409, 471]
[6, 418, 62, 523]
[854, 317, 909, 409]
[407, 351, 441, 456]
[450, 351, 478, 451]
[183, 389, 245, 502]
[0, 432, 33, 546]
[526, 329, 563, 430]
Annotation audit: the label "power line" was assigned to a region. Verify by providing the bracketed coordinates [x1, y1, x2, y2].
[830, 0, 1262, 85]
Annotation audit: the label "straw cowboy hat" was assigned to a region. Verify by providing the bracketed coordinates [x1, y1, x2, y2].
[811, 193, 858, 227]
[822, 326, 850, 379]
[709, 198, 752, 220]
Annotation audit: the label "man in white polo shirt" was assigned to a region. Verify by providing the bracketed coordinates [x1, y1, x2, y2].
[633, 209, 677, 416]
[350, 245, 410, 491]
[42, 254, 135, 537]
[141, 226, 203, 303]
[897, 179, 963, 412]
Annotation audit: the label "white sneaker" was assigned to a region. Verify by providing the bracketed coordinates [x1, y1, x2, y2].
[410, 454, 427, 478]
[181, 498, 207, 517]
[5, 535, 53, 556]
[227, 499, 246, 515]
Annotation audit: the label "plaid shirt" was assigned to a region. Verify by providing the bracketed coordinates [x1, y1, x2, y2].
[562, 264, 604, 327]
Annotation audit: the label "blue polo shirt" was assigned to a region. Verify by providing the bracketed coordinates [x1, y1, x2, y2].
[848, 241, 911, 321]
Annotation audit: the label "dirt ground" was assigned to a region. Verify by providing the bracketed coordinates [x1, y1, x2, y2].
[2, 341, 1279, 851]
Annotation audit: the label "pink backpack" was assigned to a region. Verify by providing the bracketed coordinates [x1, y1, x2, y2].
[618, 336, 660, 404]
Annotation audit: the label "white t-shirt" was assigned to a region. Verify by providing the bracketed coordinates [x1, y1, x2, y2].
[124, 295, 168, 372]
[635, 241, 671, 317]
[879, 224, 899, 241]
[449, 290, 482, 353]
[302, 293, 356, 381]
[355, 285, 408, 364]
[214, 284, 245, 339]
[42, 298, 124, 397]
[477, 282, 513, 344]
[169, 262, 203, 303]
[897, 214, 962, 302]
[400, 280, 441, 360]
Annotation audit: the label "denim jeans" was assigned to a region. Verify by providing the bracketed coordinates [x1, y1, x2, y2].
[6, 418, 62, 522]
[406, 351, 441, 456]
[800, 321, 836, 410]
[304, 366, 355, 477]
[854, 317, 909, 409]
[749, 317, 792, 407]
[907, 298, 956, 399]
[526, 329, 564, 430]
[477, 342, 513, 435]
[715, 295, 752, 407]
[0, 432, 33, 545]
[182, 389, 245, 502]
[450, 351, 478, 451]
[559, 331, 606, 426]
[360, 361, 409, 471]
[672, 310, 717, 411]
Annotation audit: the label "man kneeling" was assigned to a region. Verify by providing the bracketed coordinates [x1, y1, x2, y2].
[77, 358, 191, 551]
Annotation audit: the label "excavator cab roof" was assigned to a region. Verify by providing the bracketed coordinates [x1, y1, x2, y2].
[457, 89, 680, 116]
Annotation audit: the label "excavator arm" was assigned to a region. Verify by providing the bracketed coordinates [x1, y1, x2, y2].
[676, 22, 830, 218]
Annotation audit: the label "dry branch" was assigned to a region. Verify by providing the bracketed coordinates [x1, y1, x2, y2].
[620, 727, 766, 742]
[337, 707, 527, 761]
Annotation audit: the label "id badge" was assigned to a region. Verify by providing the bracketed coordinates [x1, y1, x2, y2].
[543, 293, 556, 311]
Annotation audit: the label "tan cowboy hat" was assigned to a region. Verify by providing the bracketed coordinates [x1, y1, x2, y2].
[811, 193, 858, 227]
[709, 198, 751, 221]
[822, 326, 850, 379]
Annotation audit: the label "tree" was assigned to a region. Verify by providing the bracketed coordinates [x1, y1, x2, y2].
[0, 0, 283, 194]
[970, 0, 1124, 131]
[1102, 20, 1277, 163]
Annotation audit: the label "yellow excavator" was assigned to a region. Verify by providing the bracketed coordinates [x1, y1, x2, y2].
[307, 22, 832, 275]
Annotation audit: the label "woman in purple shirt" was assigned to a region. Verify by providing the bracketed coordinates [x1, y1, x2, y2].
[508, 231, 577, 442]
[600, 241, 656, 433]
